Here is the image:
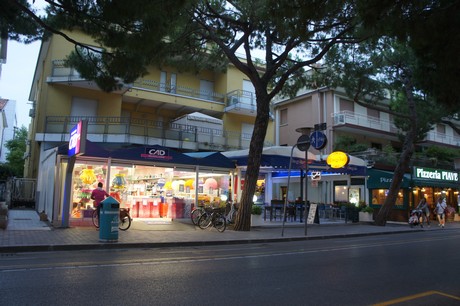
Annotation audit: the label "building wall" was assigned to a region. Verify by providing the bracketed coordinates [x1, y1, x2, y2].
[27, 30, 275, 180]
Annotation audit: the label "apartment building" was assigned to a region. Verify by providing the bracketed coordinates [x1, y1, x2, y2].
[274, 87, 460, 221]
[26, 30, 274, 226]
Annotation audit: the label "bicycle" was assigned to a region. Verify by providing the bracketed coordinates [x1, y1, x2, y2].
[225, 201, 238, 224]
[92, 208, 132, 231]
[190, 205, 206, 225]
[197, 207, 226, 232]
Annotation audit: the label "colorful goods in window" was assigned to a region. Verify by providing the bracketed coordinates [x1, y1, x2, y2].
[112, 174, 127, 190]
[80, 169, 96, 185]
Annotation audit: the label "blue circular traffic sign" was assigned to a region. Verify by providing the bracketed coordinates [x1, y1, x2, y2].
[310, 131, 327, 150]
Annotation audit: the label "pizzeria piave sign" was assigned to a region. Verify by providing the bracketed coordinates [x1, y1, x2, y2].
[414, 167, 459, 182]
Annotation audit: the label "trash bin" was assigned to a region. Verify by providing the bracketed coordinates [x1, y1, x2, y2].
[99, 196, 119, 242]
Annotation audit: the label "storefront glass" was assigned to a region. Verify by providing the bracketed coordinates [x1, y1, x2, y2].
[68, 159, 230, 226]
[371, 189, 404, 206]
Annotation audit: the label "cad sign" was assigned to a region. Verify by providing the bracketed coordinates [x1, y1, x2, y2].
[141, 148, 173, 160]
[310, 131, 327, 150]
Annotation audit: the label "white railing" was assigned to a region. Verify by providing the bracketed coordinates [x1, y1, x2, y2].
[332, 111, 397, 133]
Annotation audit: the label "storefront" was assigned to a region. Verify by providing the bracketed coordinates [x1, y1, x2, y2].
[38, 141, 234, 227]
[367, 167, 459, 221]
[411, 166, 459, 215]
[223, 147, 367, 206]
[367, 169, 411, 221]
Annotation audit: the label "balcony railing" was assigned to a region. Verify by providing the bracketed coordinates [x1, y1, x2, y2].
[332, 111, 460, 147]
[225, 89, 256, 113]
[332, 111, 398, 133]
[41, 116, 272, 151]
[132, 79, 226, 103]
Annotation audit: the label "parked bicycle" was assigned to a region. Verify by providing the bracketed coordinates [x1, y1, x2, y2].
[225, 201, 238, 224]
[190, 203, 207, 225]
[92, 208, 132, 231]
[197, 207, 226, 232]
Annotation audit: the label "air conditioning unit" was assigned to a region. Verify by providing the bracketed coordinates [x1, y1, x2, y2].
[29, 109, 35, 118]
[230, 96, 239, 105]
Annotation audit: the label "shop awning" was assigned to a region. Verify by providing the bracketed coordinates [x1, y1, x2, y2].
[57, 140, 111, 158]
[108, 145, 198, 165]
[58, 141, 235, 169]
[184, 152, 235, 168]
[222, 146, 316, 169]
[411, 178, 459, 189]
[367, 169, 411, 189]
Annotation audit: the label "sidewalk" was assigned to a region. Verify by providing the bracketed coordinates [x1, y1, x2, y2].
[1, 209, 458, 253]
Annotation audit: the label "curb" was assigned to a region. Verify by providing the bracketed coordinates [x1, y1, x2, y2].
[0, 228, 421, 254]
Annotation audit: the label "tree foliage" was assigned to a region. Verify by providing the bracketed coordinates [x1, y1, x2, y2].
[1, 0, 42, 42]
[5, 126, 28, 177]
[320, 35, 456, 225]
[31, 0, 361, 231]
[7, 1, 459, 228]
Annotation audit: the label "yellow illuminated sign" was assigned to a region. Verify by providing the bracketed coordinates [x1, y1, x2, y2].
[327, 151, 349, 168]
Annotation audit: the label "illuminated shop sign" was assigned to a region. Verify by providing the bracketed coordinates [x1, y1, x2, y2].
[68, 120, 87, 157]
[326, 151, 349, 169]
[141, 148, 173, 160]
[413, 167, 459, 182]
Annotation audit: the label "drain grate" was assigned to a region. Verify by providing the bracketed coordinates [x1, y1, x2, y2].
[13, 218, 32, 221]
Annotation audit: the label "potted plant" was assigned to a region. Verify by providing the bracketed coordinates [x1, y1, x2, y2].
[251, 204, 264, 227]
[359, 206, 374, 222]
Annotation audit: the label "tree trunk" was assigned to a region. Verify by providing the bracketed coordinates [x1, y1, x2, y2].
[233, 94, 270, 231]
[374, 72, 417, 226]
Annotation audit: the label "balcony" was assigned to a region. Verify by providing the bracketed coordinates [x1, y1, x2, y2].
[225, 90, 256, 115]
[332, 111, 399, 141]
[332, 111, 460, 147]
[36, 116, 273, 151]
[47, 60, 255, 117]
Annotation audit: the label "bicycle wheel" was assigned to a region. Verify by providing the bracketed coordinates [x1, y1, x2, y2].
[197, 213, 213, 229]
[119, 215, 131, 231]
[191, 208, 203, 225]
[227, 210, 237, 224]
[92, 209, 99, 228]
[214, 213, 226, 232]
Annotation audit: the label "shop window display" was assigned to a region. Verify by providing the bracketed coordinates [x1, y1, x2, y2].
[371, 189, 404, 206]
[68, 161, 230, 225]
[70, 163, 107, 225]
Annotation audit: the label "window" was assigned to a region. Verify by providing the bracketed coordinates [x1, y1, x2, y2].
[200, 80, 214, 100]
[367, 108, 379, 120]
[436, 124, 446, 134]
[280, 109, 288, 125]
[71, 97, 97, 118]
[339, 98, 354, 112]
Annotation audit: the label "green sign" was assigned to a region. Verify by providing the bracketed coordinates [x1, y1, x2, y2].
[413, 167, 459, 182]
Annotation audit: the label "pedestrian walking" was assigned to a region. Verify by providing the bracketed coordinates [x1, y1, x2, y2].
[435, 196, 447, 228]
[416, 197, 430, 227]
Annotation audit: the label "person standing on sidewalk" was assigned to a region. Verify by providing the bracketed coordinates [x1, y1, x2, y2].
[435, 196, 447, 228]
[91, 182, 109, 227]
[416, 197, 430, 227]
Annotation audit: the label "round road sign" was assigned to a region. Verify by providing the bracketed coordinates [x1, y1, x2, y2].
[296, 135, 310, 151]
[310, 131, 327, 150]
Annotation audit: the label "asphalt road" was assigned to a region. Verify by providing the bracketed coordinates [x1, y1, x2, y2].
[1, 230, 459, 306]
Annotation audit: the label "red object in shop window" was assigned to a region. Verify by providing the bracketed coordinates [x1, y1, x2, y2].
[159, 202, 168, 218]
[149, 201, 159, 218]
[139, 201, 150, 218]
[130, 201, 140, 218]
[171, 202, 185, 219]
